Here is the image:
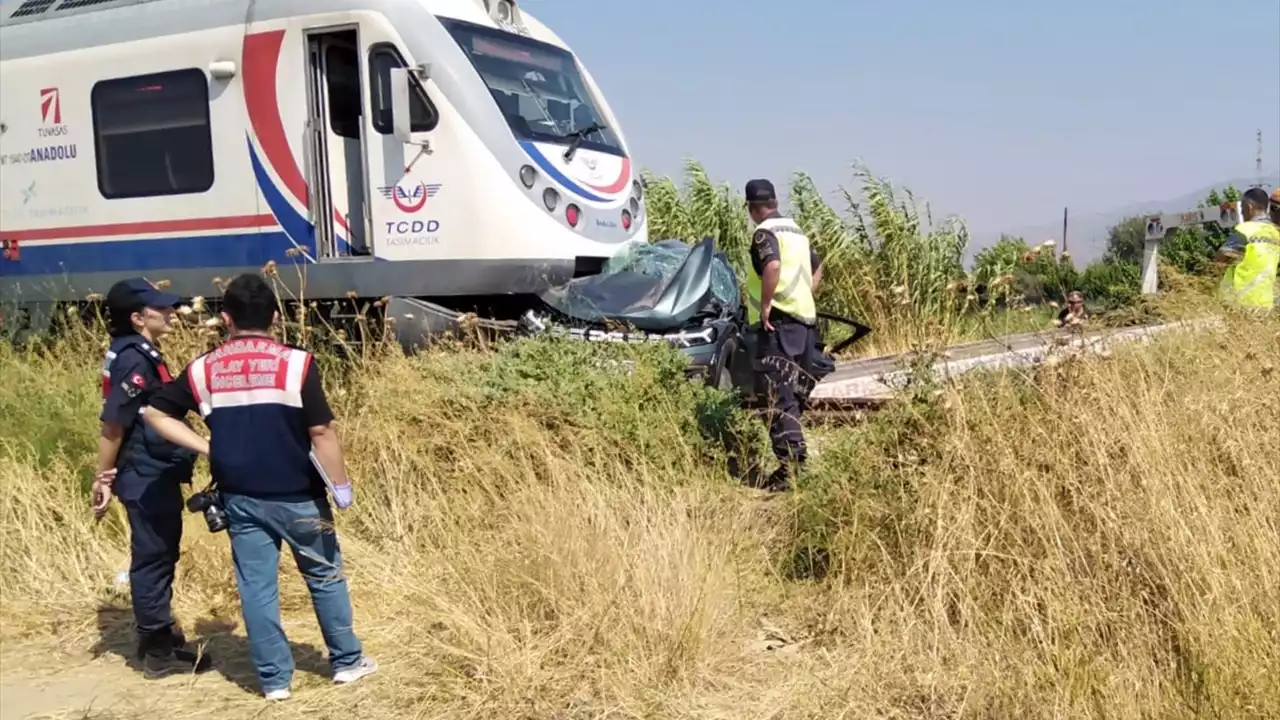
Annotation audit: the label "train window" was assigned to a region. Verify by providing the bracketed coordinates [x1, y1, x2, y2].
[324, 43, 362, 139]
[368, 44, 440, 134]
[91, 68, 214, 199]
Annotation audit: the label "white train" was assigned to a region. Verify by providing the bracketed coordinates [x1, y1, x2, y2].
[0, 0, 647, 338]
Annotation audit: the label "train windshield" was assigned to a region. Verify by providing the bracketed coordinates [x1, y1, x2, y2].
[444, 20, 625, 156]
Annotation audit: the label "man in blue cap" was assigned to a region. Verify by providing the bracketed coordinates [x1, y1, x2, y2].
[91, 277, 212, 675]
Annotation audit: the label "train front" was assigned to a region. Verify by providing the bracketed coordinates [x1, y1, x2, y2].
[439, 2, 647, 264]
[384, 0, 649, 348]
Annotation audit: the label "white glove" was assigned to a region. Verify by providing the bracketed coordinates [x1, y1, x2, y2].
[331, 483, 354, 510]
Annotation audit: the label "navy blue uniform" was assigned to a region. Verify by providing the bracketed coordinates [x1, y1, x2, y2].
[100, 334, 198, 654]
[748, 210, 823, 488]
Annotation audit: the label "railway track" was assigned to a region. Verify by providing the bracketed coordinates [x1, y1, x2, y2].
[806, 316, 1224, 410]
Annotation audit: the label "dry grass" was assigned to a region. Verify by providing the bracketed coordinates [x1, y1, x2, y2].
[1, 306, 1277, 719]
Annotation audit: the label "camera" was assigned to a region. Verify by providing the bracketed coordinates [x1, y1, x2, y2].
[186, 489, 228, 533]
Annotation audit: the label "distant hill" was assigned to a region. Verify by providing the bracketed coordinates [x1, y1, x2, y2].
[973, 174, 1279, 266]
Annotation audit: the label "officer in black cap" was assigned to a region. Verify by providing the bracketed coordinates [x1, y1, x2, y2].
[91, 278, 212, 675]
[743, 179, 823, 491]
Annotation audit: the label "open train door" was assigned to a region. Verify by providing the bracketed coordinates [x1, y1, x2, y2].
[301, 27, 371, 258]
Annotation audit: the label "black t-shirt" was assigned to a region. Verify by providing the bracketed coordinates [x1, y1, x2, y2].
[149, 357, 335, 428]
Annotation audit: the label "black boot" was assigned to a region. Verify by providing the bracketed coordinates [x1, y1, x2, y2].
[762, 465, 793, 493]
[136, 625, 213, 676]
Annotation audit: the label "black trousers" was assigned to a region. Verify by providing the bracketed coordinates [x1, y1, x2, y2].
[119, 474, 184, 655]
[756, 322, 815, 473]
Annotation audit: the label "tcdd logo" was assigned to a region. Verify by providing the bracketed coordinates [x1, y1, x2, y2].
[384, 219, 442, 246]
[377, 181, 441, 213]
[385, 220, 440, 234]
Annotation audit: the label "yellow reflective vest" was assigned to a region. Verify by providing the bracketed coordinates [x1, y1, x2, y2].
[1220, 219, 1280, 310]
[745, 217, 817, 326]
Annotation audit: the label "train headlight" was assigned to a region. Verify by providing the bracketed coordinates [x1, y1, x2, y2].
[520, 165, 537, 188]
[632, 179, 643, 200]
[629, 197, 640, 216]
[565, 204, 581, 227]
[543, 187, 559, 211]
[494, 0, 515, 24]
[621, 209, 632, 230]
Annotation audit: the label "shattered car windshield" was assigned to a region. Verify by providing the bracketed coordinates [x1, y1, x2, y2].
[602, 240, 739, 306]
[538, 239, 740, 327]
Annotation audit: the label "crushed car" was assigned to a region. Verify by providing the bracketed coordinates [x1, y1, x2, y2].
[515, 237, 872, 407]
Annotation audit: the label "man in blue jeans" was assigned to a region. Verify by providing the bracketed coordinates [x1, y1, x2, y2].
[142, 273, 374, 701]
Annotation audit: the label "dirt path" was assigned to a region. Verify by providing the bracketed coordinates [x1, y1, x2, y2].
[1, 655, 130, 720]
[0, 641, 246, 720]
[0, 613, 353, 719]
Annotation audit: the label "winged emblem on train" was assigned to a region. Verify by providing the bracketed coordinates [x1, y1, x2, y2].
[376, 182, 442, 213]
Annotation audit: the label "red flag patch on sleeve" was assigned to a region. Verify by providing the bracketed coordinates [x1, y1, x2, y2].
[121, 373, 147, 399]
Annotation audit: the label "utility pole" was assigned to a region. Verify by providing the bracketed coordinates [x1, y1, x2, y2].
[1062, 206, 1068, 258]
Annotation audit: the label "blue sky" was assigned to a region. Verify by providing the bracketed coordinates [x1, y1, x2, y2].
[4, 0, 1276, 245]
[529, 0, 1280, 241]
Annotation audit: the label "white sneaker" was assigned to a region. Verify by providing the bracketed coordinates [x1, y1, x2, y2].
[265, 688, 291, 701]
[333, 656, 377, 685]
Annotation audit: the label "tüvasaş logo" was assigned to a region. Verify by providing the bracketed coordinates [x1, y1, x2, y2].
[22, 87, 78, 164]
[39, 87, 69, 138]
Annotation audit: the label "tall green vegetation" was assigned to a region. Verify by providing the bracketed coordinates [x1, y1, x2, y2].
[1075, 185, 1244, 309]
[641, 161, 1040, 354]
[641, 162, 1244, 341]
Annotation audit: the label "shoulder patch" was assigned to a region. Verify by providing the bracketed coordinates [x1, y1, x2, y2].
[137, 341, 162, 362]
[121, 373, 146, 398]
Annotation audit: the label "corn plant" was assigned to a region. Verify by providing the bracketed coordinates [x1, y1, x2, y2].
[640, 160, 977, 354]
